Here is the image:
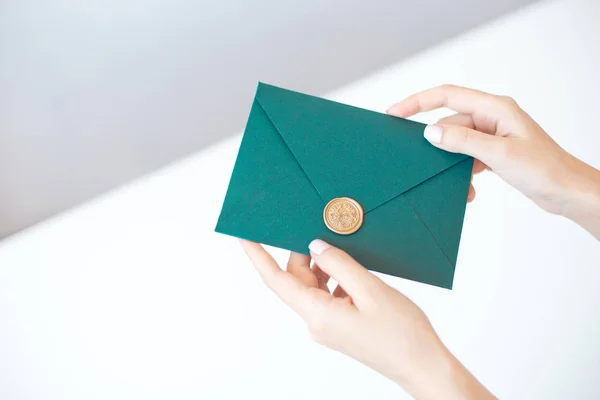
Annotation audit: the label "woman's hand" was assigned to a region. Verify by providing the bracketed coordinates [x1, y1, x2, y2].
[241, 239, 495, 400]
[387, 85, 600, 239]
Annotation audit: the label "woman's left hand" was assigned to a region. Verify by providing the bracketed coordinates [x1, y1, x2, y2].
[241, 239, 495, 399]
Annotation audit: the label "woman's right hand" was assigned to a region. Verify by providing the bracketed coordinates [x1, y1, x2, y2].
[241, 239, 496, 400]
[387, 85, 600, 240]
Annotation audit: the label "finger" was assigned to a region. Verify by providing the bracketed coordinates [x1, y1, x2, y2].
[240, 240, 321, 318]
[308, 239, 384, 309]
[287, 252, 318, 288]
[438, 114, 490, 177]
[332, 284, 349, 298]
[473, 159, 487, 175]
[438, 112, 501, 136]
[437, 115, 490, 176]
[437, 113, 475, 129]
[423, 123, 506, 168]
[333, 284, 354, 306]
[312, 264, 331, 292]
[467, 184, 476, 203]
[387, 85, 506, 119]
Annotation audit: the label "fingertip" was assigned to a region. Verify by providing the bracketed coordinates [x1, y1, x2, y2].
[467, 185, 476, 202]
[239, 239, 258, 252]
[430, 123, 504, 165]
[424, 124, 443, 144]
[239, 238, 250, 251]
[308, 239, 332, 256]
[239, 241, 274, 268]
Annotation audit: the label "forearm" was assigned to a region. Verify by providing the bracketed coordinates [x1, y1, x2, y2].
[398, 338, 495, 400]
[562, 156, 600, 240]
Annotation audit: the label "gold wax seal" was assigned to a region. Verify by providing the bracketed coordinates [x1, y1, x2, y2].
[323, 197, 364, 235]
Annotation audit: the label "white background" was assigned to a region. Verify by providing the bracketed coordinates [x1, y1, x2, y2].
[1, 0, 600, 398]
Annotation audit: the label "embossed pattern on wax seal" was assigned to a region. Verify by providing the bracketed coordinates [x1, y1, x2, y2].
[323, 197, 364, 235]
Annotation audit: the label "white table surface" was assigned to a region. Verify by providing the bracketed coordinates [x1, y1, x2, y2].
[1, 0, 599, 398]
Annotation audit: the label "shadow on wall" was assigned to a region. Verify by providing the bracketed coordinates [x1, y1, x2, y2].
[0, 0, 538, 238]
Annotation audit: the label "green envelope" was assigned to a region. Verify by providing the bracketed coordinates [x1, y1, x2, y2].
[215, 83, 472, 289]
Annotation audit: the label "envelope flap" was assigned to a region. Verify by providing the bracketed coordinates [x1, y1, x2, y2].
[256, 83, 469, 212]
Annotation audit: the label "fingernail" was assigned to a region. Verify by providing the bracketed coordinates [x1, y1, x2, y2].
[424, 124, 443, 143]
[309, 239, 331, 255]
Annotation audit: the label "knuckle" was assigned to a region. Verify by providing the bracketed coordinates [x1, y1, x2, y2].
[499, 139, 518, 160]
[351, 276, 387, 307]
[437, 84, 457, 106]
[498, 95, 519, 110]
[320, 247, 349, 268]
[306, 287, 324, 305]
[360, 285, 384, 307]
[439, 83, 457, 91]
[307, 314, 330, 345]
[446, 126, 470, 149]
[457, 127, 470, 146]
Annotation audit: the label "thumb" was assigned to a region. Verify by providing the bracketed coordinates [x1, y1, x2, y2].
[309, 239, 383, 309]
[424, 123, 505, 167]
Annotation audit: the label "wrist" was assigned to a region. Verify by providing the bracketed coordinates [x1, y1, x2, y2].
[396, 337, 495, 400]
[560, 155, 600, 239]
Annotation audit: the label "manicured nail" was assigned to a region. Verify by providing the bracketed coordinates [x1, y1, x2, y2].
[309, 239, 331, 255]
[424, 124, 443, 143]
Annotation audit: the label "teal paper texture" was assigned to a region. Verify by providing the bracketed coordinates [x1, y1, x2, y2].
[216, 83, 473, 289]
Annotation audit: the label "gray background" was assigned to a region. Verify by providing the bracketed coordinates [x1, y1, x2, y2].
[0, 0, 537, 239]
